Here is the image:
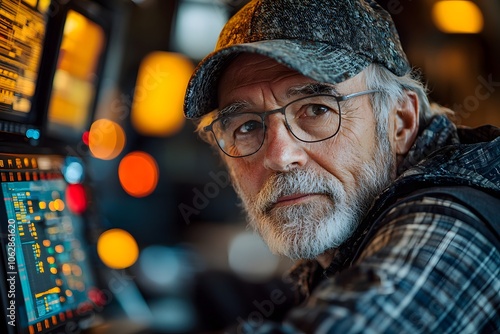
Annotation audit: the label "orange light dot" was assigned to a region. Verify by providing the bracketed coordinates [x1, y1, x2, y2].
[118, 151, 159, 198]
[97, 228, 139, 269]
[88, 119, 126, 160]
[54, 199, 65, 211]
[55, 245, 64, 253]
[62, 263, 71, 275]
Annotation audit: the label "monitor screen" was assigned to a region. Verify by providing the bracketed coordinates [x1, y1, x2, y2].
[0, 0, 50, 125]
[0, 153, 99, 334]
[45, 7, 107, 142]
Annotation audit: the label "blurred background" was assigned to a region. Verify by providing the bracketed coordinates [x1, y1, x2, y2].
[1, 0, 499, 333]
[85, 1, 500, 332]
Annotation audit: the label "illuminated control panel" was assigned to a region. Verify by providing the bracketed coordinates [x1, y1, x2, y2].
[0, 153, 96, 333]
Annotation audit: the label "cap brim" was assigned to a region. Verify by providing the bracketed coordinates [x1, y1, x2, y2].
[184, 39, 371, 119]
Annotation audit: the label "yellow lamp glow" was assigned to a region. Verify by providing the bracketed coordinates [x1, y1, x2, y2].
[432, 1, 483, 34]
[118, 151, 159, 198]
[97, 228, 139, 269]
[131, 52, 194, 137]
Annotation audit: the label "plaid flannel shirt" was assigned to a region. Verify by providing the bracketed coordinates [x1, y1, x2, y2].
[233, 115, 500, 334]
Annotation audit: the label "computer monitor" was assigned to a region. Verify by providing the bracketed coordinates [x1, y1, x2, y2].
[44, 2, 110, 143]
[0, 0, 52, 144]
[0, 0, 113, 146]
[0, 152, 101, 334]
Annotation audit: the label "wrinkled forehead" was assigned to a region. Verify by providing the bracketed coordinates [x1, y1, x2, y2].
[217, 53, 312, 98]
[217, 53, 367, 107]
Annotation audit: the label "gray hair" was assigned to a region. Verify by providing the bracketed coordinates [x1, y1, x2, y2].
[364, 64, 453, 137]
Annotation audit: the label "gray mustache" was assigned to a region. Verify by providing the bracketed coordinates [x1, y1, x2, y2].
[257, 170, 340, 212]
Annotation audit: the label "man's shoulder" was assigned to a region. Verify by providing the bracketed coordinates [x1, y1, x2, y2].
[353, 183, 500, 272]
[381, 185, 499, 237]
[375, 126, 500, 227]
[354, 131, 500, 264]
[375, 131, 500, 242]
[456, 123, 500, 143]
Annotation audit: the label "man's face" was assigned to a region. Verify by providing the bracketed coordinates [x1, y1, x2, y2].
[217, 53, 396, 260]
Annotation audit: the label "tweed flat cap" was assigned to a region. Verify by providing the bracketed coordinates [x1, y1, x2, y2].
[184, 0, 410, 119]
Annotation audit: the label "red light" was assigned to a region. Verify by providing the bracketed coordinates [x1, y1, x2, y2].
[88, 288, 108, 307]
[82, 131, 90, 145]
[65, 184, 87, 214]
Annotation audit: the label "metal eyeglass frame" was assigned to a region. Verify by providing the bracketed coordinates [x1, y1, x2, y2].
[204, 89, 380, 158]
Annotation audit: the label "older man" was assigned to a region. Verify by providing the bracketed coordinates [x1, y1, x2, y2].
[184, 0, 500, 332]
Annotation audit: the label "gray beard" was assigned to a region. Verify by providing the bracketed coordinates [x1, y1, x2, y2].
[231, 136, 395, 260]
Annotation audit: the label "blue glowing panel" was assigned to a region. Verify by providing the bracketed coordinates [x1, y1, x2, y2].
[0, 154, 96, 332]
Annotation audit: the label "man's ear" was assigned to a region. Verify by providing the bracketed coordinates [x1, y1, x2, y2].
[394, 90, 419, 156]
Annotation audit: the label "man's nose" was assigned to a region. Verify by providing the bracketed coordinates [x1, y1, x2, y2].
[262, 115, 307, 172]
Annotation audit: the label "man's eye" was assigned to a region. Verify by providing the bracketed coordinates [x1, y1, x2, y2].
[303, 104, 333, 117]
[236, 120, 262, 134]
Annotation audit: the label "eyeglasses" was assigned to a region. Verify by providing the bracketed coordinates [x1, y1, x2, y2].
[204, 90, 380, 158]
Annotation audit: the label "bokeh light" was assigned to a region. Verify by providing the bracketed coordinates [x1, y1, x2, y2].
[118, 151, 159, 198]
[65, 183, 87, 214]
[131, 51, 194, 137]
[172, 1, 228, 60]
[228, 231, 280, 282]
[97, 228, 139, 269]
[49, 199, 65, 212]
[88, 118, 126, 160]
[137, 245, 182, 292]
[432, 1, 483, 34]
[82, 131, 90, 145]
[63, 157, 84, 184]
